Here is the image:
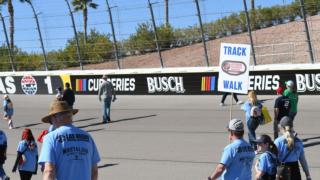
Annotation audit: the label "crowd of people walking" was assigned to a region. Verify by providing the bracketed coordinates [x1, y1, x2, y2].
[209, 80, 312, 180]
[0, 77, 314, 180]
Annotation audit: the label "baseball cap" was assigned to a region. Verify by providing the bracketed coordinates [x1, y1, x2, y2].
[227, 118, 244, 132]
[254, 134, 272, 144]
[280, 116, 293, 128]
[276, 87, 284, 94]
[286, 80, 294, 87]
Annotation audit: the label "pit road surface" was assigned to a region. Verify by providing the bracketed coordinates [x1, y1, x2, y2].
[2, 95, 320, 180]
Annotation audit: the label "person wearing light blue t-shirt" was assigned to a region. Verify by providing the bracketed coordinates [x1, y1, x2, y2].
[274, 116, 311, 180]
[12, 128, 38, 180]
[3, 95, 14, 129]
[241, 91, 263, 150]
[39, 100, 100, 180]
[208, 118, 255, 180]
[254, 134, 278, 180]
[0, 130, 9, 180]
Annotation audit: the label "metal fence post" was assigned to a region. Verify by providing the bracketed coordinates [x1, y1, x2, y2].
[65, 0, 83, 70]
[194, 0, 209, 67]
[243, 0, 257, 65]
[148, 0, 164, 68]
[106, 0, 121, 69]
[0, 13, 15, 72]
[299, 0, 315, 64]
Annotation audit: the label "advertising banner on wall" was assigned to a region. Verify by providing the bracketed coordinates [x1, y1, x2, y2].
[0, 75, 63, 95]
[218, 43, 251, 94]
[0, 69, 320, 95]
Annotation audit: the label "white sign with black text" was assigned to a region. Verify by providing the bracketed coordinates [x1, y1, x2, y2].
[218, 43, 251, 94]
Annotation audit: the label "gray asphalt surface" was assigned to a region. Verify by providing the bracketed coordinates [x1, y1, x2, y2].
[1, 95, 319, 180]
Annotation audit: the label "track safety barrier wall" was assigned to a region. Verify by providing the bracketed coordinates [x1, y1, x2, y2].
[0, 64, 320, 95]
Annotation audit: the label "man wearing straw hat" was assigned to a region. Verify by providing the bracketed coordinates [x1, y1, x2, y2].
[98, 74, 116, 123]
[38, 100, 100, 180]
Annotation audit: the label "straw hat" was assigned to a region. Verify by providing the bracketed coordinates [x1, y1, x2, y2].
[41, 100, 78, 123]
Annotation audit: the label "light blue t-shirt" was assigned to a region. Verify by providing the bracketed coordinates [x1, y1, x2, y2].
[3, 100, 13, 116]
[17, 140, 38, 172]
[274, 136, 304, 162]
[38, 124, 100, 180]
[257, 151, 277, 176]
[241, 101, 262, 122]
[220, 139, 255, 180]
[48, 125, 56, 132]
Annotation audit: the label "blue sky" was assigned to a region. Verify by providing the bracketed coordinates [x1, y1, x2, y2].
[0, 0, 293, 53]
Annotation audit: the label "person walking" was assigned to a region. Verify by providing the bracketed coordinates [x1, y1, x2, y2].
[3, 95, 14, 129]
[241, 91, 263, 150]
[274, 116, 311, 180]
[0, 130, 9, 180]
[55, 87, 63, 101]
[220, 92, 242, 106]
[208, 118, 255, 180]
[283, 80, 298, 121]
[62, 82, 75, 108]
[274, 87, 291, 140]
[12, 128, 38, 180]
[38, 100, 100, 180]
[98, 74, 116, 123]
[254, 134, 278, 180]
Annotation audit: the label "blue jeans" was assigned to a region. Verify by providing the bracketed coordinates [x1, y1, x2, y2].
[103, 97, 112, 122]
[247, 118, 260, 150]
[0, 164, 8, 180]
[289, 112, 297, 121]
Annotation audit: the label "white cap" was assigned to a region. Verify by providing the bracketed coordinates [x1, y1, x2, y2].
[3, 94, 8, 99]
[227, 118, 244, 132]
[286, 80, 294, 87]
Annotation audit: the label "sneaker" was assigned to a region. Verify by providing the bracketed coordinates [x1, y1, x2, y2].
[220, 103, 225, 106]
[8, 125, 13, 129]
[236, 101, 243, 105]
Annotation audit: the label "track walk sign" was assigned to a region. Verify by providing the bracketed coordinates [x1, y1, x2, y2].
[218, 43, 251, 94]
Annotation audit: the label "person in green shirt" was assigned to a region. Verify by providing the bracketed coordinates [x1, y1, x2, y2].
[283, 80, 298, 121]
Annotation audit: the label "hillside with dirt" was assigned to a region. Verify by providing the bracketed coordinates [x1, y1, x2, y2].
[74, 16, 320, 70]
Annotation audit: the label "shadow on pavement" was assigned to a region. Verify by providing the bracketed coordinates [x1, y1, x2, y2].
[301, 136, 320, 142]
[73, 117, 98, 123]
[78, 114, 157, 129]
[15, 122, 42, 129]
[86, 128, 105, 133]
[259, 99, 274, 103]
[15, 117, 98, 129]
[304, 141, 320, 148]
[98, 163, 118, 169]
[108, 114, 157, 124]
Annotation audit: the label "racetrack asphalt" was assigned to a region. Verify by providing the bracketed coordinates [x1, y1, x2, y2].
[1, 95, 319, 180]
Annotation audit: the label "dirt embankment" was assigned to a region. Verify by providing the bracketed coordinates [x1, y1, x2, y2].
[71, 16, 320, 70]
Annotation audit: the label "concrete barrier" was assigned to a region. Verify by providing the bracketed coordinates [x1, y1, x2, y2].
[0, 64, 319, 95]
